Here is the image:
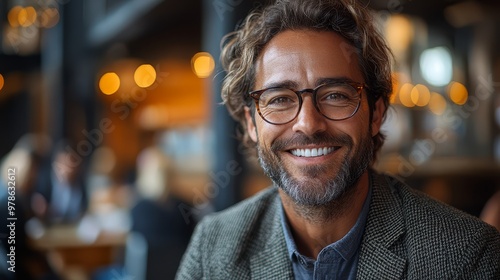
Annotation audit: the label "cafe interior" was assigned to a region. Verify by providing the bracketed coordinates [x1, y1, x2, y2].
[1, 0, 499, 279]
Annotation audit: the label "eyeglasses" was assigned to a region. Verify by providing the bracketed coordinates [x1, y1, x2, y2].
[247, 81, 365, 125]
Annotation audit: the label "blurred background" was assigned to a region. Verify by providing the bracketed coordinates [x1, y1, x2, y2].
[0, 0, 499, 279]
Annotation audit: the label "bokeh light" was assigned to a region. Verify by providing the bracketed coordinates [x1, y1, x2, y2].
[411, 84, 431, 107]
[191, 52, 215, 78]
[0, 74, 4, 92]
[39, 8, 60, 28]
[428, 92, 447, 115]
[390, 73, 400, 104]
[399, 83, 415, 108]
[420, 47, 453, 87]
[99, 72, 120, 95]
[18, 6, 37, 27]
[385, 15, 414, 55]
[134, 64, 157, 88]
[8, 6, 22, 27]
[448, 81, 468, 105]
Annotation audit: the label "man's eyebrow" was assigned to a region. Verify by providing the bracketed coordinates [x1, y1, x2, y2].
[260, 77, 358, 90]
[261, 80, 299, 89]
[316, 77, 357, 86]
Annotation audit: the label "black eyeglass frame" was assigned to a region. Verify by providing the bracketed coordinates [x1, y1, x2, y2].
[246, 81, 366, 125]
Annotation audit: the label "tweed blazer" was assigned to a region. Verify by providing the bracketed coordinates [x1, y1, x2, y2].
[176, 172, 500, 279]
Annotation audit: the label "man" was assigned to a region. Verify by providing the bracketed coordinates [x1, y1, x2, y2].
[176, 0, 500, 279]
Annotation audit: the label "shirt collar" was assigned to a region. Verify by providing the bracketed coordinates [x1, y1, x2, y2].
[280, 179, 373, 261]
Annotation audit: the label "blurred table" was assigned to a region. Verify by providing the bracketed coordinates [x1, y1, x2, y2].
[29, 224, 127, 280]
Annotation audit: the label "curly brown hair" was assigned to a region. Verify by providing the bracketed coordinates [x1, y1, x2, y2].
[221, 0, 392, 159]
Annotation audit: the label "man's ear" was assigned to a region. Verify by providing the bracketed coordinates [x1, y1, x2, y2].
[371, 98, 386, 137]
[244, 107, 258, 142]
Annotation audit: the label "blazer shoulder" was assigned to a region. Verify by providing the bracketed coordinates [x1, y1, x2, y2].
[205, 186, 279, 226]
[375, 173, 500, 277]
[378, 173, 498, 235]
[192, 186, 280, 249]
[176, 187, 282, 279]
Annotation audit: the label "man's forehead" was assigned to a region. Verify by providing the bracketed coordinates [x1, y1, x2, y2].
[254, 29, 362, 87]
[258, 29, 357, 60]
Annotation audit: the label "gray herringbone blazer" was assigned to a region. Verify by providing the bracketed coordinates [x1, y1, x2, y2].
[176, 172, 500, 279]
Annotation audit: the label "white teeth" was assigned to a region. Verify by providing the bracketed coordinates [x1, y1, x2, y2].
[291, 147, 335, 157]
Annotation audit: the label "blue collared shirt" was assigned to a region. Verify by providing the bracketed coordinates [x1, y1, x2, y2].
[280, 185, 372, 280]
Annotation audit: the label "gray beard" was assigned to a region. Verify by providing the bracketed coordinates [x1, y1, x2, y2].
[257, 131, 374, 220]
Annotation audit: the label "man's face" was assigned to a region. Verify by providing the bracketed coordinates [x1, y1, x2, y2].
[245, 30, 385, 206]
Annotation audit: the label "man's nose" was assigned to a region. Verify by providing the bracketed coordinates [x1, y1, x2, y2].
[292, 95, 327, 135]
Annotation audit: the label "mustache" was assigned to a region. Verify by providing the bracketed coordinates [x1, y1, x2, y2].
[271, 132, 353, 152]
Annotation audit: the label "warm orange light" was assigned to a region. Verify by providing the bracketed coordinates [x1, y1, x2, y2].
[386, 15, 414, 55]
[192, 52, 215, 78]
[39, 8, 60, 28]
[0, 74, 4, 92]
[411, 84, 431, 107]
[390, 73, 400, 104]
[399, 83, 415, 108]
[18, 6, 37, 27]
[8, 6, 22, 27]
[134, 64, 156, 88]
[428, 92, 447, 115]
[448, 81, 468, 105]
[99, 73, 120, 95]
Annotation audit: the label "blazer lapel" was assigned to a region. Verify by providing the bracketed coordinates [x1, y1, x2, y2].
[249, 194, 294, 279]
[357, 172, 407, 279]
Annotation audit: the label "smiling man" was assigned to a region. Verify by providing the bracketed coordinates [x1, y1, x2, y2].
[176, 0, 500, 279]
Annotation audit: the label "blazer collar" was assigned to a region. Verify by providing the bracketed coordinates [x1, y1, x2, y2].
[356, 172, 407, 279]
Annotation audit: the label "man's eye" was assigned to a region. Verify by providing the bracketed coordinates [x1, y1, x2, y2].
[320, 91, 356, 107]
[261, 89, 297, 107]
[325, 92, 350, 101]
[320, 92, 352, 104]
[268, 96, 295, 105]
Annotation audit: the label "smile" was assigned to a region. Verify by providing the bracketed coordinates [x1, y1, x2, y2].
[290, 147, 336, 157]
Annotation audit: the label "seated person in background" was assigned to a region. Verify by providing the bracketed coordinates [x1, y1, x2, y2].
[129, 147, 195, 279]
[132, 146, 195, 245]
[93, 146, 196, 280]
[176, 0, 500, 279]
[0, 134, 58, 279]
[35, 141, 87, 224]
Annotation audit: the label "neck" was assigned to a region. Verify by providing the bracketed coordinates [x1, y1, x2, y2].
[279, 171, 370, 259]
